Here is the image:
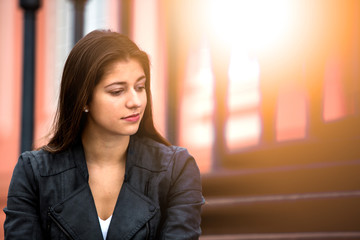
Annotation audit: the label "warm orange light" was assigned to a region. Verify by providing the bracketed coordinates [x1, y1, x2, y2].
[179, 41, 214, 173]
[226, 112, 262, 150]
[208, 0, 293, 51]
[226, 48, 262, 151]
[276, 84, 307, 142]
[228, 47, 261, 110]
[323, 57, 347, 122]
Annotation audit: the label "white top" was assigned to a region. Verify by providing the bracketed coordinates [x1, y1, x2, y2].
[99, 215, 112, 240]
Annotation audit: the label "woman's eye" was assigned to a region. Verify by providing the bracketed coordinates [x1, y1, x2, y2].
[136, 85, 146, 91]
[110, 89, 124, 96]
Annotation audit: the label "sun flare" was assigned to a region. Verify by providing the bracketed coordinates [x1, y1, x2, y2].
[208, 0, 293, 51]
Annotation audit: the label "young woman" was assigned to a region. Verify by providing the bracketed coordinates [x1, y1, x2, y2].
[4, 30, 204, 240]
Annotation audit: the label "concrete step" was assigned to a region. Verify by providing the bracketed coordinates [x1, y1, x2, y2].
[201, 191, 360, 235]
[200, 232, 360, 240]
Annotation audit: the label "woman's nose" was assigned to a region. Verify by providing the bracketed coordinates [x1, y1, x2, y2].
[126, 89, 142, 108]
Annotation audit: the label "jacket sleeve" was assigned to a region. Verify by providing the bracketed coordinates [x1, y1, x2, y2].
[3, 152, 44, 239]
[159, 148, 205, 240]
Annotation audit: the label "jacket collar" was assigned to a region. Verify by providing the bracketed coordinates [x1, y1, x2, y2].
[48, 137, 159, 240]
[71, 141, 89, 181]
[49, 182, 158, 240]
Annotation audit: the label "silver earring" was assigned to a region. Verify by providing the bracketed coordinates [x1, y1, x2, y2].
[84, 108, 89, 113]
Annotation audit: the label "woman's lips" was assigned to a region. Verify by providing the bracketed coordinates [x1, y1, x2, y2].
[122, 113, 140, 122]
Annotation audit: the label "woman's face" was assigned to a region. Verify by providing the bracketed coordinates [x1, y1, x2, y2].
[85, 59, 147, 138]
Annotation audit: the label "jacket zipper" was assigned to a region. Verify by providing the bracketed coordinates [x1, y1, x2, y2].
[48, 211, 74, 240]
[145, 180, 150, 240]
[145, 222, 150, 240]
[144, 180, 150, 197]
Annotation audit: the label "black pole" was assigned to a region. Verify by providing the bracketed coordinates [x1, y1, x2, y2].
[72, 0, 87, 45]
[19, 0, 40, 153]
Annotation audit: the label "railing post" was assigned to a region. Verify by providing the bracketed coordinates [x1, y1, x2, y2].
[19, 0, 41, 152]
[71, 0, 88, 45]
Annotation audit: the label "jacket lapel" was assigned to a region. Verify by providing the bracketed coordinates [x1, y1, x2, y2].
[106, 182, 159, 240]
[48, 139, 158, 240]
[49, 184, 103, 240]
[47, 143, 103, 240]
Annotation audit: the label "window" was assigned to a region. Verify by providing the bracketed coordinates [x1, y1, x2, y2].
[226, 48, 262, 150]
[178, 40, 214, 173]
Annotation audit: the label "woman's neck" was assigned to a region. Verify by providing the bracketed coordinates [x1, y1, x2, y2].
[81, 128, 129, 167]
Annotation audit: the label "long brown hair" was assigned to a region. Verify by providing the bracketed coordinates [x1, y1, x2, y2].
[43, 30, 170, 153]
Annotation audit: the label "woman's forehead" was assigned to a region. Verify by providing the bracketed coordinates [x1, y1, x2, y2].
[99, 60, 145, 84]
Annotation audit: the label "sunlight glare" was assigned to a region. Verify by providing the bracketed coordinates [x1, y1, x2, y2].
[228, 48, 260, 110]
[226, 47, 262, 151]
[226, 113, 261, 150]
[209, 0, 292, 50]
[179, 41, 214, 148]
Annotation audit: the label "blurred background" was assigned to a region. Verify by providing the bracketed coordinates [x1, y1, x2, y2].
[1, 0, 360, 239]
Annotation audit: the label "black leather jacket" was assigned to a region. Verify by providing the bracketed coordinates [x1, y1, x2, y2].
[4, 136, 204, 239]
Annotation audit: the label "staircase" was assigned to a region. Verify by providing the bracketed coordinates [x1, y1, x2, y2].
[200, 155, 360, 239]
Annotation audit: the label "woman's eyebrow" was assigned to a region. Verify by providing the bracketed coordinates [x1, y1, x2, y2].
[104, 75, 146, 88]
[136, 75, 146, 83]
[104, 82, 126, 88]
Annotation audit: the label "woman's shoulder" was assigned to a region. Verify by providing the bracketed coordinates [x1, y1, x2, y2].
[20, 147, 70, 159]
[129, 136, 193, 171]
[18, 147, 75, 177]
[132, 135, 191, 157]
